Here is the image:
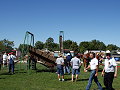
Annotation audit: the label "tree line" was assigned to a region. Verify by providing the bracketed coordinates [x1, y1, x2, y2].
[0, 38, 119, 54]
[19, 37, 120, 54]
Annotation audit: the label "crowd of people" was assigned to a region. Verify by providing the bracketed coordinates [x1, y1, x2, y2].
[56, 51, 118, 90]
[0, 50, 118, 90]
[0, 52, 16, 74]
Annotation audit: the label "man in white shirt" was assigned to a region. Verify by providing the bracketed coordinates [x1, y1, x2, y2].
[86, 52, 102, 90]
[56, 54, 64, 81]
[3, 52, 7, 67]
[101, 52, 117, 90]
[70, 54, 81, 82]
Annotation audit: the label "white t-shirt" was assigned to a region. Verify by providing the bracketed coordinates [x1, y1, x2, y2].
[90, 58, 98, 70]
[56, 57, 64, 65]
[71, 57, 81, 69]
[8, 55, 16, 61]
[104, 58, 117, 72]
[3, 54, 7, 61]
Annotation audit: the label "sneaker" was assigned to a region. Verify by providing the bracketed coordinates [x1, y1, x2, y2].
[12, 73, 15, 75]
[84, 69, 87, 72]
[71, 80, 74, 82]
[59, 79, 61, 81]
[62, 79, 64, 81]
[75, 79, 77, 82]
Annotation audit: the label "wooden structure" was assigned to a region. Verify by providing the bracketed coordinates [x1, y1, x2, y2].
[29, 46, 56, 68]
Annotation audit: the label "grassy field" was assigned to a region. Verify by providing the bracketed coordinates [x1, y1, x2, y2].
[0, 63, 120, 90]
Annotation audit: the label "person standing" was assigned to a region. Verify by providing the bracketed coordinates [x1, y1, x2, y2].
[56, 54, 64, 81]
[24, 55, 31, 70]
[101, 51, 117, 90]
[8, 52, 16, 74]
[71, 54, 81, 82]
[86, 52, 102, 90]
[64, 53, 72, 74]
[3, 52, 7, 67]
[0, 55, 2, 70]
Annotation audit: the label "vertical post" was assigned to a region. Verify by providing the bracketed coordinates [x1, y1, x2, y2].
[21, 31, 35, 74]
[59, 31, 64, 54]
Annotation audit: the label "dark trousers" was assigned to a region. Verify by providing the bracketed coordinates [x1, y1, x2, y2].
[9, 63, 14, 73]
[0, 64, 1, 70]
[27, 60, 31, 69]
[104, 72, 114, 90]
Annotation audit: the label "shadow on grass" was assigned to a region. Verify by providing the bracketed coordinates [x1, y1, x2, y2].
[0, 72, 11, 75]
[102, 87, 115, 90]
[77, 78, 89, 81]
[0, 77, 6, 79]
[36, 69, 56, 73]
[64, 78, 71, 81]
[0, 70, 27, 75]
[98, 68, 103, 72]
[88, 68, 103, 72]
[65, 78, 89, 82]
[15, 71, 27, 74]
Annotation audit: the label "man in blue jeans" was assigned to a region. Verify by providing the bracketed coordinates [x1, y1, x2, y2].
[56, 54, 64, 81]
[86, 52, 102, 90]
[8, 52, 16, 74]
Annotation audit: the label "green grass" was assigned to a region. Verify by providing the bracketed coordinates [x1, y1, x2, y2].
[0, 63, 120, 90]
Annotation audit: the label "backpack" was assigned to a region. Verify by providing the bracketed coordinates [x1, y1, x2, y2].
[66, 55, 72, 62]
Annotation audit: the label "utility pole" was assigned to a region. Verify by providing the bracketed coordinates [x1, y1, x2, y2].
[59, 31, 64, 54]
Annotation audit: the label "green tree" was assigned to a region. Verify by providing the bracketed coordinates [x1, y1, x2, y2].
[0, 39, 14, 53]
[51, 43, 59, 51]
[106, 44, 119, 51]
[79, 41, 89, 53]
[44, 37, 59, 51]
[46, 37, 54, 43]
[18, 44, 28, 52]
[90, 40, 106, 50]
[70, 41, 79, 52]
[63, 40, 73, 49]
[35, 41, 44, 50]
[2, 39, 14, 47]
[79, 40, 106, 53]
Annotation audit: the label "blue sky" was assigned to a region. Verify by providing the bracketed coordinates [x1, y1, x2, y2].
[0, 0, 120, 48]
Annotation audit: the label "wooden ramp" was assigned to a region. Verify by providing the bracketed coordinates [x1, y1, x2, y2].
[29, 46, 56, 68]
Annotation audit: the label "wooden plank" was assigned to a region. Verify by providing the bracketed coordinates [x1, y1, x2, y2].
[29, 47, 56, 68]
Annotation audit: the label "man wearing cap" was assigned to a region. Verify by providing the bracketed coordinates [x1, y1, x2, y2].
[101, 51, 117, 90]
[8, 52, 16, 74]
[56, 54, 64, 81]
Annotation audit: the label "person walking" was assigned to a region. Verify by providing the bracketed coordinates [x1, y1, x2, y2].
[71, 54, 81, 82]
[8, 52, 16, 74]
[101, 51, 117, 90]
[86, 52, 102, 90]
[56, 53, 64, 81]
